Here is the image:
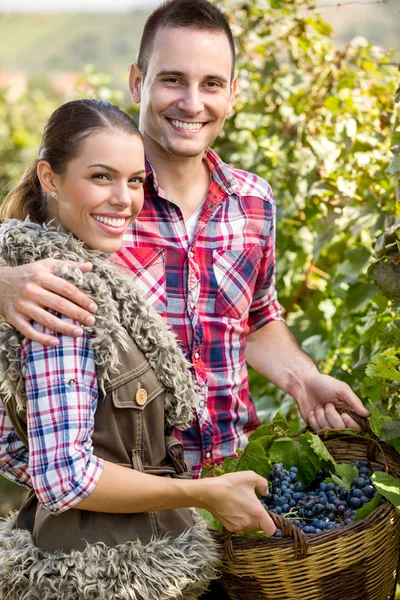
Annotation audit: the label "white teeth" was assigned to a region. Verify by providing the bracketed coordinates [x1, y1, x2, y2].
[171, 119, 204, 131]
[92, 215, 126, 227]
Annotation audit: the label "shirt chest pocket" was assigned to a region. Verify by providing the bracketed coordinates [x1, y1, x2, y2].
[113, 246, 166, 318]
[212, 245, 262, 320]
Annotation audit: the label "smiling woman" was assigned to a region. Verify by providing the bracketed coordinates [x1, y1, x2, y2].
[0, 98, 277, 600]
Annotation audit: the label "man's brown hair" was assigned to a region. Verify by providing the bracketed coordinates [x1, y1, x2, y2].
[137, 0, 236, 81]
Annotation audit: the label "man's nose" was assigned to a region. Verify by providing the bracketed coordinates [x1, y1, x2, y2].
[177, 86, 204, 115]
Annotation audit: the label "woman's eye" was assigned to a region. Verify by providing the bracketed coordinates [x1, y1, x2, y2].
[92, 173, 110, 181]
[130, 177, 145, 185]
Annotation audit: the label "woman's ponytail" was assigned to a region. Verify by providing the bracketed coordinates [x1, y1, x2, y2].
[0, 160, 47, 223]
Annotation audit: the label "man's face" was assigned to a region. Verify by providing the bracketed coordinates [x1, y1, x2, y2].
[130, 26, 237, 160]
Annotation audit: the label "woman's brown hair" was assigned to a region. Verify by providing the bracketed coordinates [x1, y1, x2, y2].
[0, 99, 141, 224]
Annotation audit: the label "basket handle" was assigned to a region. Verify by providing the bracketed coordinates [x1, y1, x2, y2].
[220, 511, 309, 562]
[336, 408, 374, 436]
[267, 510, 309, 559]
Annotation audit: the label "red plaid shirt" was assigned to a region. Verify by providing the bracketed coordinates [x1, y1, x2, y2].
[113, 147, 283, 476]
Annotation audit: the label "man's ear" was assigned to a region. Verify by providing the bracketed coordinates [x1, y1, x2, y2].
[37, 160, 57, 198]
[227, 75, 238, 116]
[129, 63, 143, 104]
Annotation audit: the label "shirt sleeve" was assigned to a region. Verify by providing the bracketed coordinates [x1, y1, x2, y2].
[0, 404, 31, 488]
[248, 186, 284, 333]
[21, 314, 104, 514]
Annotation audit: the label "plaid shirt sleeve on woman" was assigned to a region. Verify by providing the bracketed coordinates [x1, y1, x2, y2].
[21, 315, 104, 514]
[0, 404, 31, 488]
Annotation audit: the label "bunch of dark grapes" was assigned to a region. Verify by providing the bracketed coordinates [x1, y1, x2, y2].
[261, 460, 384, 538]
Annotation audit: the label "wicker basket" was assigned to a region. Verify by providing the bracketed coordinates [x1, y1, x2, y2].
[211, 416, 400, 600]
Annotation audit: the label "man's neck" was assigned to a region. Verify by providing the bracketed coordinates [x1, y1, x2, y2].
[145, 143, 211, 221]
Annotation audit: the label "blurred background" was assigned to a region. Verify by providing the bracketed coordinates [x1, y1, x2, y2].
[0, 0, 399, 517]
[0, 0, 398, 102]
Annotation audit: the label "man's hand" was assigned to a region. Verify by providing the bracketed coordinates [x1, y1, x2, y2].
[0, 261, 97, 346]
[295, 372, 370, 431]
[200, 471, 277, 536]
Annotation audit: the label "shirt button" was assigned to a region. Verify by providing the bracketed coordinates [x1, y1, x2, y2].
[169, 202, 174, 209]
[190, 302, 195, 309]
[205, 452, 211, 459]
[207, 203, 215, 210]
[194, 352, 200, 359]
[227, 181, 232, 188]
[189, 251, 194, 258]
[199, 400, 205, 408]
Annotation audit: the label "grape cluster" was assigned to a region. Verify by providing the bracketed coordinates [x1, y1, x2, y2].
[261, 460, 383, 537]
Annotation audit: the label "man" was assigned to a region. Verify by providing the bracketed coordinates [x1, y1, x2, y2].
[0, 0, 368, 477]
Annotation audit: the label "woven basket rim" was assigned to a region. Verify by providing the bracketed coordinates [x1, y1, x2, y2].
[209, 428, 400, 554]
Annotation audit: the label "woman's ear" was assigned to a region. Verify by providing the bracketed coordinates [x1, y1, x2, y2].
[37, 160, 58, 198]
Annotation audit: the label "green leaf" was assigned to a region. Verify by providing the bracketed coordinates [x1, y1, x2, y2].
[196, 508, 223, 531]
[271, 410, 290, 432]
[345, 283, 378, 313]
[371, 472, 400, 512]
[269, 437, 320, 486]
[332, 463, 359, 491]
[365, 348, 400, 383]
[354, 493, 382, 521]
[222, 442, 272, 478]
[368, 402, 391, 437]
[380, 421, 400, 442]
[368, 258, 400, 302]
[300, 431, 337, 470]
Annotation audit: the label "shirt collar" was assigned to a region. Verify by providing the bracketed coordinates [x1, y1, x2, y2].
[144, 148, 238, 197]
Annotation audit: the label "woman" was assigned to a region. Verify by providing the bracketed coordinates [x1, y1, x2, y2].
[0, 99, 275, 600]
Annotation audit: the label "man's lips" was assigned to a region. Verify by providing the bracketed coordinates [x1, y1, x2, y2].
[166, 118, 207, 132]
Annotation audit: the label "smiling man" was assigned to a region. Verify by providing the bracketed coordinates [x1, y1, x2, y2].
[0, 0, 368, 476]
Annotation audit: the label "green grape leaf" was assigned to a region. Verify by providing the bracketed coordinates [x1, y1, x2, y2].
[196, 508, 223, 531]
[354, 493, 383, 521]
[368, 258, 400, 301]
[300, 431, 337, 470]
[380, 421, 400, 442]
[200, 465, 225, 478]
[368, 402, 391, 437]
[248, 411, 289, 451]
[371, 472, 400, 512]
[331, 463, 359, 491]
[271, 410, 290, 432]
[269, 437, 320, 486]
[222, 442, 272, 478]
[365, 348, 400, 383]
[387, 438, 400, 454]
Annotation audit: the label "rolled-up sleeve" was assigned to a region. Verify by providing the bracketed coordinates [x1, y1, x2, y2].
[0, 404, 31, 488]
[21, 315, 104, 514]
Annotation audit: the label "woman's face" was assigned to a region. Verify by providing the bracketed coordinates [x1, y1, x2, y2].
[47, 128, 145, 253]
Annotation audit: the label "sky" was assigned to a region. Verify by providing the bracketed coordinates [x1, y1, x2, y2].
[0, 0, 160, 10]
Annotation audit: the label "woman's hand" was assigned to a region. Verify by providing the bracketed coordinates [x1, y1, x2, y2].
[199, 471, 276, 536]
[0, 261, 97, 345]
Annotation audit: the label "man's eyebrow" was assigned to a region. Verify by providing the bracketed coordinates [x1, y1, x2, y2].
[156, 70, 228, 84]
[87, 164, 146, 176]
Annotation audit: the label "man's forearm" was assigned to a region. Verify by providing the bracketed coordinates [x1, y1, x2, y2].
[246, 320, 319, 400]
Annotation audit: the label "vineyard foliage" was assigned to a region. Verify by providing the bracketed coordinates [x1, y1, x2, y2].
[0, 0, 399, 510]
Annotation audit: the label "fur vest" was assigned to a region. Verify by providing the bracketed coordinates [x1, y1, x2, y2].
[0, 220, 220, 600]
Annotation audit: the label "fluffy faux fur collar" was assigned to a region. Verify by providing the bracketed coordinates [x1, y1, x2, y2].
[0, 219, 198, 430]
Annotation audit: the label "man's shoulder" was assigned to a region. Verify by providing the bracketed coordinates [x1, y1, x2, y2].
[229, 165, 275, 204]
[206, 148, 274, 205]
